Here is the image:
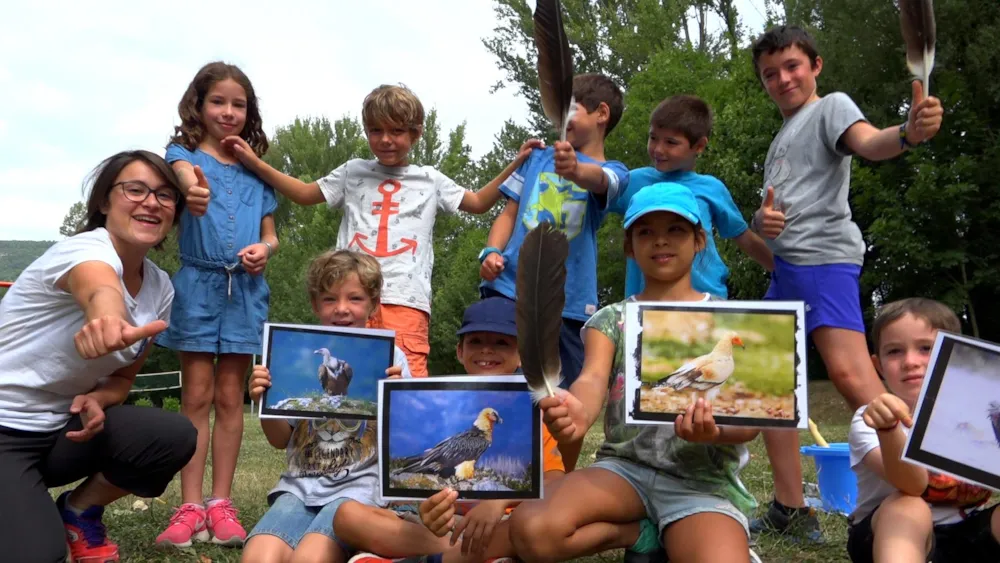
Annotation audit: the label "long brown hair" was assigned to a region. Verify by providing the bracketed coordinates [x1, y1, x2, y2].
[79, 150, 184, 248]
[168, 61, 268, 156]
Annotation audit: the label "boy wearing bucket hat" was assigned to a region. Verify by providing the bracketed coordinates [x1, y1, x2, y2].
[847, 298, 999, 563]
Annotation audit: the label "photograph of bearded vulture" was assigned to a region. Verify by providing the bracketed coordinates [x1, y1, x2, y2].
[259, 322, 395, 421]
[379, 376, 542, 501]
[903, 332, 1000, 491]
[624, 300, 808, 429]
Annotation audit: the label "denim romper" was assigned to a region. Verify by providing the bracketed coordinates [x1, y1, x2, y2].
[156, 144, 278, 355]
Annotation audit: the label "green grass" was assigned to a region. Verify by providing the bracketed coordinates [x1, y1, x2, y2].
[61, 382, 858, 562]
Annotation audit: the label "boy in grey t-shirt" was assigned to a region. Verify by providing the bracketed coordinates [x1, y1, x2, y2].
[746, 25, 945, 541]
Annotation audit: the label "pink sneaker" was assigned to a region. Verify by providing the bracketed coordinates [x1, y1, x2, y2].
[155, 503, 209, 548]
[205, 498, 247, 546]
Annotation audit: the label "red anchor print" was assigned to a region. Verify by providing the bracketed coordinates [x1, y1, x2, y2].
[349, 179, 418, 257]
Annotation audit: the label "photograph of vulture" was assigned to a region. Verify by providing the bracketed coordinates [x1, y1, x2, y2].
[904, 333, 1000, 492]
[625, 301, 807, 429]
[392, 407, 502, 480]
[259, 323, 396, 421]
[381, 377, 543, 501]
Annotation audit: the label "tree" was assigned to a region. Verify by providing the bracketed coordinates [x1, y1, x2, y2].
[59, 201, 87, 237]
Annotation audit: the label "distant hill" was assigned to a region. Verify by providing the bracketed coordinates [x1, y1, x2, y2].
[0, 240, 56, 283]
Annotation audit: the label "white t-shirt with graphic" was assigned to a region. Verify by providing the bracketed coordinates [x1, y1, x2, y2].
[0, 228, 174, 432]
[317, 160, 466, 314]
[268, 346, 411, 508]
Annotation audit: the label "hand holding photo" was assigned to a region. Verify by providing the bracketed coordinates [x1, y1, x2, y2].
[903, 332, 1000, 491]
[260, 323, 395, 421]
[379, 376, 543, 502]
[624, 301, 807, 429]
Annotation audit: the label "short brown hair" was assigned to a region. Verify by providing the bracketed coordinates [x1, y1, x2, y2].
[871, 298, 961, 352]
[573, 73, 624, 137]
[649, 95, 712, 145]
[362, 84, 424, 132]
[169, 62, 268, 157]
[306, 249, 383, 305]
[751, 25, 821, 79]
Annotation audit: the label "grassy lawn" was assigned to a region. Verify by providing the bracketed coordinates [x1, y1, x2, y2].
[66, 382, 859, 562]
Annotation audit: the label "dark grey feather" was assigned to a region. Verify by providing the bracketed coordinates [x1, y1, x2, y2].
[516, 222, 568, 401]
[899, 0, 936, 91]
[533, 0, 575, 140]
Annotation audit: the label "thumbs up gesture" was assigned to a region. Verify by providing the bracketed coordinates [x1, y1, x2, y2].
[74, 316, 168, 359]
[185, 165, 211, 217]
[754, 186, 785, 239]
[903, 79, 944, 146]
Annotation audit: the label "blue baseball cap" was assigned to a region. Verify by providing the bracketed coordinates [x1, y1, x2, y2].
[623, 182, 702, 230]
[456, 297, 518, 338]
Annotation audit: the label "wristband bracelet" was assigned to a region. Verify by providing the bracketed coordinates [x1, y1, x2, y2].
[900, 122, 916, 149]
[262, 241, 273, 258]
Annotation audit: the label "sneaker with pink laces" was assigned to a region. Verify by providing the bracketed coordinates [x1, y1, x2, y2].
[155, 503, 209, 548]
[205, 498, 247, 546]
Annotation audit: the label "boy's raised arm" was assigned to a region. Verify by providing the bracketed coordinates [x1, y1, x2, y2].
[840, 81, 943, 162]
[733, 230, 774, 272]
[552, 141, 614, 196]
[459, 140, 543, 214]
[480, 199, 519, 281]
[221, 136, 326, 206]
[862, 393, 928, 496]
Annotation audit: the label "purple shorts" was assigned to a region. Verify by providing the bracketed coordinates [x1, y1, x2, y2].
[763, 256, 865, 334]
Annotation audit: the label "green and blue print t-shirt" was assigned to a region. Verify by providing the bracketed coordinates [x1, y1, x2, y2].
[481, 146, 628, 321]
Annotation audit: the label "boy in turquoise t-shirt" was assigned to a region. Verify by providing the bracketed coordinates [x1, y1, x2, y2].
[608, 95, 773, 299]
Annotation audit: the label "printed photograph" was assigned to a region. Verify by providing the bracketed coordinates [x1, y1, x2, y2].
[378, 376, 542, 501]
[624, 301, 807, 429]
[904, 332, 1000, 491]
[260, 323, 395, 420]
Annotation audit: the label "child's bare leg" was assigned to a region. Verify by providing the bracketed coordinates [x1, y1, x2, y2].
[765, 328, 886, 510]
[241, 534, 294, 563]
[178, 351, 216, 504]
[211, 353, 250, 499]
[334, 501, 452, 557]
[443, 517, 642, 563]
[291, 533, 348, 563]
[870, 493, 932, 563]
[663, 512, 749, 563]
[509, 468, 647, 563]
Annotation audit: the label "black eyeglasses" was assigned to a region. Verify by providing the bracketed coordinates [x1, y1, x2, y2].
[114, 181, 181, 207]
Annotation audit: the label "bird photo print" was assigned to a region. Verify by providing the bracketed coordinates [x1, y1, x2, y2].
[903, 331, 1000, 491]
[624, 300, 808, 429]
[259, 322, 395, 421]
[378, 376, 542, 501]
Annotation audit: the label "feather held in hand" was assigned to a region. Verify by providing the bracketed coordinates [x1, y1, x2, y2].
[899, 0, 936, 93]
[516, 222, 569, 402]
[533, 0, 576, 140]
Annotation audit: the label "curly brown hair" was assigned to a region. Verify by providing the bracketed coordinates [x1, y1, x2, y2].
[168, 62, 268, 157]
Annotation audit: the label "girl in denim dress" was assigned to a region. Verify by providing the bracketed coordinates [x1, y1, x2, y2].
[155, 61, 278, 549]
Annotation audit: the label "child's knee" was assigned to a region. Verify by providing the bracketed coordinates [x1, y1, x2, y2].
[874, 493, 932, 532]
[331, 500, 364, 541]
[509, 506, 566, 562]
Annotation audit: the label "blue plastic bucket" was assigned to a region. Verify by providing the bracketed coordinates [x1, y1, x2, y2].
[801, 443, 857, 515]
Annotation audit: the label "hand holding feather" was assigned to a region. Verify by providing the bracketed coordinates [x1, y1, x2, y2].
[903, 80, 943, 145]
[539, 392, 586, 444]
[553, 141, 578, 178]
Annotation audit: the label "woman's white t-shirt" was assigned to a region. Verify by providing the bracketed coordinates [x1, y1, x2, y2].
[0, 228, 173, 432]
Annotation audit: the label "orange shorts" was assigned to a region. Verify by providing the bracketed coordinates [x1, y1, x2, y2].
[367, 304, 430, 377]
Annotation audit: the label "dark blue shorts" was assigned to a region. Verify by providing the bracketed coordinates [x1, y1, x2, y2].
[763, 256, 865, 335]
[478, 287, 585, 389]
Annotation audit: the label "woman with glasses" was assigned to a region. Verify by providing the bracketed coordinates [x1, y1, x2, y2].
[0, 150, 198, 563]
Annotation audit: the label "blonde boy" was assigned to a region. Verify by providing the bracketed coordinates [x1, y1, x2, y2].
[210, 84, 538, 376]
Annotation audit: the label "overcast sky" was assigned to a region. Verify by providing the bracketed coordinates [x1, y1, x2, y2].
[0, 0, 766, 241]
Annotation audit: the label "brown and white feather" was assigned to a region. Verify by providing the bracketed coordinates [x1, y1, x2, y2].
[899, 0, 936, 92]
[533, 0, 576, 140]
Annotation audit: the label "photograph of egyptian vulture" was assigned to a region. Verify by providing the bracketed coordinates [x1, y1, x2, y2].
[624, 301, 807, 429]
[259, 323, 395, 421]
[379, 376, 542, 501]
[903, 332, 1000, 491]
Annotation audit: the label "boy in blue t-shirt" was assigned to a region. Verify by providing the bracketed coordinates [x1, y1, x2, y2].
[609, 94, 773, 299]
[478, 73, 628, 397]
